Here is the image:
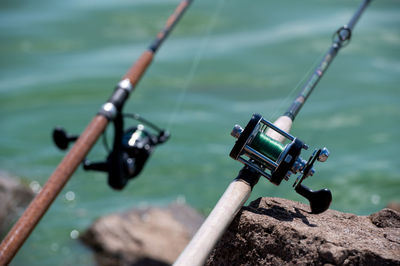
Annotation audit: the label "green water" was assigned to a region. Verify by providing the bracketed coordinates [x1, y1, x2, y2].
[1, 0, 399, 264]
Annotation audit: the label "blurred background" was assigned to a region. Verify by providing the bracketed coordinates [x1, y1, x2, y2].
[1, 0, 399, 264]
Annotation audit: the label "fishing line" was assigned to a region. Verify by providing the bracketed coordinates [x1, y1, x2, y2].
[166, 0, 226, 130]
[268, 49, 328, 120]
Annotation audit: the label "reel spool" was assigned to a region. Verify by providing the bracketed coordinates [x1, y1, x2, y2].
[230, 113, 332, 214]
[53, 113, 169, 190]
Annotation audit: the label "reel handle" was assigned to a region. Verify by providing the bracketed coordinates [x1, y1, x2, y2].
[52, 127, 78, 150]
[157, 130, 170, 144]
[83, 159, 108, 172]
[295, 184, 332, 214]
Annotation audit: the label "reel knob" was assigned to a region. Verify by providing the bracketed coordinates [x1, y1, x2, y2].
[231, 124, 243, 139]
[295, 184, 332, 214]
[317, 147, 330, 162]
[157, 130, 170, 144]
[52, 127, 78, 150]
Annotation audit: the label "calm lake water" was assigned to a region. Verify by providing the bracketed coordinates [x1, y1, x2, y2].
[1, 0, 399, 264]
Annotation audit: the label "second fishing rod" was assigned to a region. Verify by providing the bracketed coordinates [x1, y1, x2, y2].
[174, 0, 372, 265]
[0, 0, 193, 264]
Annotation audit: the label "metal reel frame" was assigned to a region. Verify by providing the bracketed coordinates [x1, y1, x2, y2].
[230, 114, 306, 185]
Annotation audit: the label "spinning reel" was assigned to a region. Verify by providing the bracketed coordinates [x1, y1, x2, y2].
[230, 114, 332, 214]
[53, 113, 169, 190]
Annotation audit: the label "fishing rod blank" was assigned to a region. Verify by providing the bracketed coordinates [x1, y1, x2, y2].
[0, 0, 193, 264]
[269, 0, 372, 143]
[174, 1, 371, 265]
[284, 0, 372, 122]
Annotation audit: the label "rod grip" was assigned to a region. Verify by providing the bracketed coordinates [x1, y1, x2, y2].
[173, 179, 252, 266]
[266, 115, 293, 142]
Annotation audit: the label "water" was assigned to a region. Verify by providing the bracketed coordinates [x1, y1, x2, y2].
[1, 0, 399, 264]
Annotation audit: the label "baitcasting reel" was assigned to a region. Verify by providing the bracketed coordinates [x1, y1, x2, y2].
[230, 113, 332, 214]
[53, 113, 169, 190]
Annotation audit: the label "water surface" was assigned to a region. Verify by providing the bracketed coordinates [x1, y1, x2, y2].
[1, 0, 399, 264]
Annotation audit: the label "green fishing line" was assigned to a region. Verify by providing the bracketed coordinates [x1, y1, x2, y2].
[250, 132, 284, 161]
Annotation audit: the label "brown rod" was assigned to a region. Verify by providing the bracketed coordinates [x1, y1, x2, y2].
[0, 0, 193, 264]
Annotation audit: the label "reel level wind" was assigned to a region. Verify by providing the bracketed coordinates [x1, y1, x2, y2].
[230, 113, 332, 214]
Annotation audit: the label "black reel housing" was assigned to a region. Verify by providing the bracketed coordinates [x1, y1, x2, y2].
[230, 113, 332, 214]
[53, 113, 169, 190]
[230, 114, 304, 186]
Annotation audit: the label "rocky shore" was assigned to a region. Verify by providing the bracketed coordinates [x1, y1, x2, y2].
[207, 197, 400, 265]
[1, 173, 398, 265]
[81, 197, 400, 266]
[80, 202, 205, 266]
[0, 172, 35, 238]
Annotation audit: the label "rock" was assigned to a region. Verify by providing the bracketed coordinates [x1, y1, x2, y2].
[207, 197, 400, 266]
[80, 202, 204, 266]
[370, 208, 400, 229]
[0, 172, 35, 238]
[387, 202, 400, 213]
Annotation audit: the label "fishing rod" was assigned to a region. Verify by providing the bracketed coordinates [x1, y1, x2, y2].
[270, 0, 373, 142]
[174, 0, 372, 265]
[0, 0, 193, 264]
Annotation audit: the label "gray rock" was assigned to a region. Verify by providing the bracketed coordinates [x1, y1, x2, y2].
[386, 202, 400, 213]
[207, 197, 400, 266]
[80, 202, 204, 266]
[0, 172, 35, 238]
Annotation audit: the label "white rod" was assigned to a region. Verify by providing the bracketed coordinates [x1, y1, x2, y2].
[173, 179, 252, 266]
[173, 116, 292, 266]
